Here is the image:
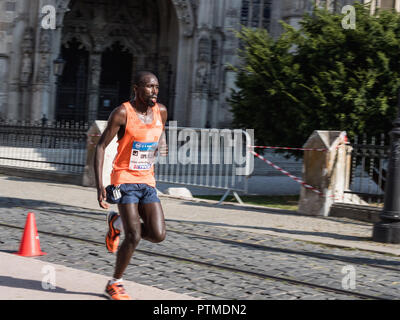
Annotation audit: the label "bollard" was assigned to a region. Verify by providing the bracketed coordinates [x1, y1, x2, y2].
[372, 90, 400, 243]
[82, 120, 117, 187]
[297, 130, 350, 216]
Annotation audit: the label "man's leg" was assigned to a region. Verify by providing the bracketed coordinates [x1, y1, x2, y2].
[138, 202, 166, 243]
[113, 203, 142, 279]
[105, 203, 141, 300]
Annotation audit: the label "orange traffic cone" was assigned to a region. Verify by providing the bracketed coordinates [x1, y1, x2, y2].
[15, 212, 46, 257]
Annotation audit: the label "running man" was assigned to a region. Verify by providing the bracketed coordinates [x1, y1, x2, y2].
[94, 71, 168, 300]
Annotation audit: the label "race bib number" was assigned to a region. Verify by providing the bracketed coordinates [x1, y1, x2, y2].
[129, 141, 158, 170]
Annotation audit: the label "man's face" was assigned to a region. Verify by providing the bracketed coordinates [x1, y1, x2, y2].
[134, 75, 159, 107]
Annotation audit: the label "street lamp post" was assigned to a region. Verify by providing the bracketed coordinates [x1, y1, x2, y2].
[372, 89, 400, 243]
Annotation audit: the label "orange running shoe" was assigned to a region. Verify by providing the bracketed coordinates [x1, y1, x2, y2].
[105, 211, 121, 253]
[104, 281, 131, 300]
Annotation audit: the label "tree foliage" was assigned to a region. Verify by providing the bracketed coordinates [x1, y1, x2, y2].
[229, 4, 400, 148]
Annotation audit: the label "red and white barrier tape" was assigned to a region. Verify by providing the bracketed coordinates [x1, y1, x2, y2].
[250, 134, 349, 152]
[250, 146, 328, 152]
[250, 150, 339, 199]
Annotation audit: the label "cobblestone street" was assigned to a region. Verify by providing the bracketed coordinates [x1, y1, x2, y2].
[1, 197, 400, 300]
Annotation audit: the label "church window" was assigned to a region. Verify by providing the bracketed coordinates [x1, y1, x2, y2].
[240, 0, 272, 30]
[5, 1, 16, 12]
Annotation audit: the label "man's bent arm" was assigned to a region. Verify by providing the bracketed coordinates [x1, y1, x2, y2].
[94, 106, 126, 208]
[158, 104, 168, 155]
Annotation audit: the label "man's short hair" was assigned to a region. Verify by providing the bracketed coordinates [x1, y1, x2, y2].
[133, 71, 157, 87]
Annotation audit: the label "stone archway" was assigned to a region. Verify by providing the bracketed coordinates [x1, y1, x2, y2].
[49, 0, 194, 123]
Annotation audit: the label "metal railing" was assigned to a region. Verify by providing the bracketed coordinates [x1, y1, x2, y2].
[0, 120, 253, 203]
[346, 134, 389, 206]
[154, 125, 253, 202]
[0, 118, 391, 207]
[0, 119, 88, 174]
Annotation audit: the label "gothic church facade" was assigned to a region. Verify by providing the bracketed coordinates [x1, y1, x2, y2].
[0, 0, 397, 127]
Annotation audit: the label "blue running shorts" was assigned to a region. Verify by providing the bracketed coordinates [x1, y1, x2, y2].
[106, 183, 160, 205]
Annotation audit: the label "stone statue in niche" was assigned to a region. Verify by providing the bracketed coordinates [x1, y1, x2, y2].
[20, 28, 34, 84]
[39, 30, 52, 53]
[21, 53, 33, 84]
[92, 34, 105, 53]
[198, 36, 210, 63]
[21, 28, 34, 54]
[37, 55, 50, 83]
[90, 56, 101, 87]
[195, 65, 207, 91]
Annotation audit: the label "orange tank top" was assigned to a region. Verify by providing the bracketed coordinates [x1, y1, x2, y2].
[110, 101, 164, 188]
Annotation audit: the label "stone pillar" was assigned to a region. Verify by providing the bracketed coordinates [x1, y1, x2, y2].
[365, 0, 377, 14]
[31, 29, 52, 121]
[396, 0, 400, 12]
[173, 35, 194, 125]
[87, 52, 102, 124]
[82, 120, 118, 187]
[0, 54, 8, 119]
[170, 0, 195, 126]
[282, 0, 311, 30]
[298, 130, 351, 216]
[5, 6, 25, 121]
[189, 33, 211, 127]
[186, 0, 213, 128]
[20, 28, 34, 120]
[219, 0, 242, 127]
[270, 0, 284, 38]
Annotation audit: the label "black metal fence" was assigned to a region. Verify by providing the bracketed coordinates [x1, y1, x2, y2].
[0, 119, 88, 174]
[0, 118, 391, 207]
[346, 134, 389, 206]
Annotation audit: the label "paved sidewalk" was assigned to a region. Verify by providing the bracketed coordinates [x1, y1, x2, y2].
[0, 174, 399, 256]
[0, 252, 198, 300]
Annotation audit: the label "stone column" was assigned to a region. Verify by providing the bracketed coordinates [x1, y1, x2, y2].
[188, 0, 214, 128]
[219, 0, 241, 127]
[395, 0, 400, 12]
[0, 54, 8, 119]
[20, 28, 34, 120]
[189, 33, 211, 128]
[173, 35, 194, 125]
[282, 0, 311, 30]
[87, 52, 102, 124]
[4, 6, 25, 121]
[363, 0, 377, 14]
[170, 0, 195, 126]
[31, 29, 52, 121]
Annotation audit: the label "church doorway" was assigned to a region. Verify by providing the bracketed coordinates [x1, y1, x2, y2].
[56, 38, 89, 122]
[98, 43, 133, 120]
[55, 0, 179, 123]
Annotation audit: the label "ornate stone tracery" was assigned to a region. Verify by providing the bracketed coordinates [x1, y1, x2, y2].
[20, 28, 34, 85]
[61, 1, 152, 55]
[171, 0, 195, 37]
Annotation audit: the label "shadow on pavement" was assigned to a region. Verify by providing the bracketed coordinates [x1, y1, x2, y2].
[0, 275, 106, 299]
[179, 200, 372, 227]
[0, 197, 105, 217]
[166, 218, 369, 241]
[164, 221, 400, 268]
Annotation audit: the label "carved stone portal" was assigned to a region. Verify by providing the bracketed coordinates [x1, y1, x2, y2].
[55, 0, 181, 122]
